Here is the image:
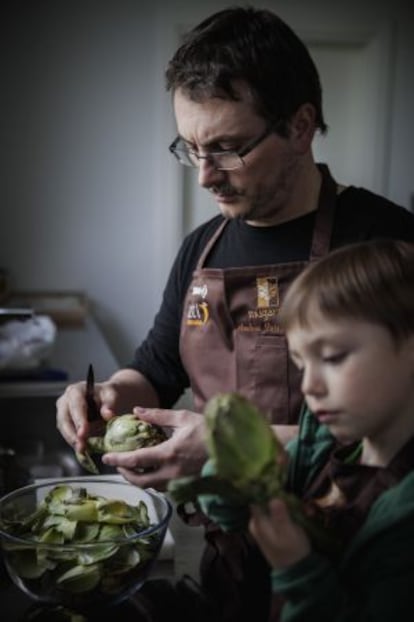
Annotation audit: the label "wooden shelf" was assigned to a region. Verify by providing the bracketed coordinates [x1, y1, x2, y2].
[4, 291, 88, 326]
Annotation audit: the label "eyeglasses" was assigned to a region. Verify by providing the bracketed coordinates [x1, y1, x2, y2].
[168, 125, 275, 171]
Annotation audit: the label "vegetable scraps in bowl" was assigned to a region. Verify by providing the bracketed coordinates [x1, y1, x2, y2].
[0, 481, 170, 611]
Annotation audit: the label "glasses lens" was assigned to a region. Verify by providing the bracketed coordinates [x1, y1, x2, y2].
[214, 153, 244, 171]
[174, 149, 198, 167]
[169, 138, 244, 170]
[170, 139, 198, 167]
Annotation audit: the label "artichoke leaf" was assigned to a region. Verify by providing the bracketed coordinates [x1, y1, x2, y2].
[1, 505, 48, 534]
[105, 546, 141, 575]
[98, 524, 124, 541]
[43, 515, 77, 540]
[10, 549, 51, 579]
[135, 500, 150, 526]
[56, 563, 103, 593]
[45, 484, 75, 505]
[75, 450, 99, 475]
[64, 500, 99, 523]
[77, 543, 119, 565]
[38, 527, 65, 545]
[167, 474, 248, 505]
[75, 522, 100, 542]
[86, 436, 106, 453]
[96, 499, 137, 525]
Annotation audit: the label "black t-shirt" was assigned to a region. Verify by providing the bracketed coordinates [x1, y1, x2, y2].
[128, 186, 414, 406]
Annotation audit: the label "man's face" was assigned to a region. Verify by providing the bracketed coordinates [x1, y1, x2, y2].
[173, 84, 303, 226]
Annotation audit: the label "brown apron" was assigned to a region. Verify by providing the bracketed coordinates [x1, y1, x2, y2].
[179, 164, 336, 424]
[178, 165, 338, 622]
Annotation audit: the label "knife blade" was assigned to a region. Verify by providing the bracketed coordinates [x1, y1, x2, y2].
[85, 363, 100, 422]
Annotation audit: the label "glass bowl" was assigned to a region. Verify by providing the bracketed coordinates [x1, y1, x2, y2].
[0, 477, 172, 614]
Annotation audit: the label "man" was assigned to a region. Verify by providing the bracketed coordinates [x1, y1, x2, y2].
[56, 7, 414, 621]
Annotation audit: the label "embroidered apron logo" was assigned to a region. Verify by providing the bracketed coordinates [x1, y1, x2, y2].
[256, 277, 279, 308]
[191, 284, 208, 298]
[186, 301, 209, 326]
[239, 277, 282, 333]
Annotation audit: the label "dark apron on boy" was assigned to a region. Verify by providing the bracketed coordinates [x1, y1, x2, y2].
[178, 164, 337, 622]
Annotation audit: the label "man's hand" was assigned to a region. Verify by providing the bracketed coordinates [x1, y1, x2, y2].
[102, 406, 208, 491]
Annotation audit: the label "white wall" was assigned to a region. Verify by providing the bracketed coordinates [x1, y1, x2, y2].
[1, 0, 413, 370]
[2, 1, 163, 366]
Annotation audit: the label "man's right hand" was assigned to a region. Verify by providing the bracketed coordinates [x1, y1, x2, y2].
[55, 379, 118, 453]
[55, 368, 160, 453]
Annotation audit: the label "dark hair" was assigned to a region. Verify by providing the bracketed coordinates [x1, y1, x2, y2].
[279, 239, 414, 344]
[165, 6, 327, 137]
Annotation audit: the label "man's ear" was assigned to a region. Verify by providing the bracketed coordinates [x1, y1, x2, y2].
[289, 103, 317, 153]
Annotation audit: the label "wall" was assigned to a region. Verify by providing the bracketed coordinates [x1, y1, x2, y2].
[1, 0, 413, 373]
[1, 1, 164, 368]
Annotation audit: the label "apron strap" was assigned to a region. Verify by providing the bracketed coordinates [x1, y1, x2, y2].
[309, 164, 338, 261]
[196, 218, 229, 269]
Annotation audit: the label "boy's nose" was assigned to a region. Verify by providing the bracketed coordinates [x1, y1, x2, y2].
[301, 365, 326, 397]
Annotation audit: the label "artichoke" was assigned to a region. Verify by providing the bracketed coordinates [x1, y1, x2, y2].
[76, 414, 167, 475]
[167, 393, 286, 505]
[205, 392, 286, 498]
[167, 392, 338, 554]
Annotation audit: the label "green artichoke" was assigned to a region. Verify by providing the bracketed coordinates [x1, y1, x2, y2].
[167, 393, 286, 505]
[204, 392, 286, 499]
[76, 414, 167, 475]
[167, 392, 338, 554]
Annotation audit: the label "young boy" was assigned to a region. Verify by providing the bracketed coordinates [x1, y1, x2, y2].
[247, 238, 414, 621]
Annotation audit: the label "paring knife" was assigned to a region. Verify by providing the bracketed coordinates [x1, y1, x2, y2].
[85, 363, 100, 421]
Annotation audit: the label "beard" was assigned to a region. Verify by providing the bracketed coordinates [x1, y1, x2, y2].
[227, 153, 300, 224]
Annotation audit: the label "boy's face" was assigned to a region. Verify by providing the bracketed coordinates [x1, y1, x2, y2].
[172, 83, 312, 226]
[287, 307, 414, 456]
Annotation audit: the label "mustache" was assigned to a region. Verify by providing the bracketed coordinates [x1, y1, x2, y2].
[208, 184, 242, 197]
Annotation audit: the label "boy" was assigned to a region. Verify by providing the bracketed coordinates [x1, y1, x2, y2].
[247, 238, 414, 620]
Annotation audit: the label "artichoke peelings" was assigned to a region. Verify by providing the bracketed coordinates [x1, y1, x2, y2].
[1, 484, 157, 595]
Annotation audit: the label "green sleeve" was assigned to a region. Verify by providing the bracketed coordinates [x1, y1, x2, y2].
[271, 552, 345, 621]
[271, 512, 414, 622]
